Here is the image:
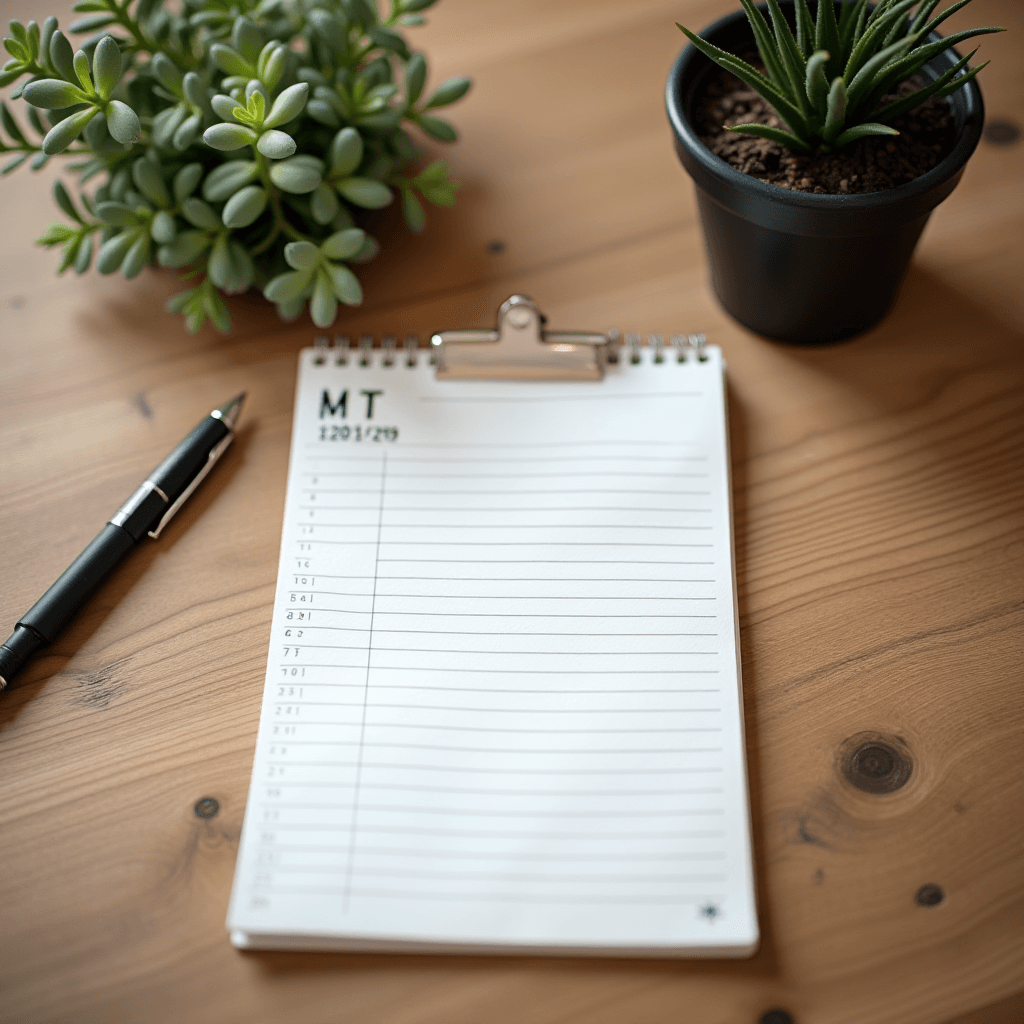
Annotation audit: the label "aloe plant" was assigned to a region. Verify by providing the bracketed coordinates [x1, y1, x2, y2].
[0, 0, 470, 332]
[677, 0, 1003, 152]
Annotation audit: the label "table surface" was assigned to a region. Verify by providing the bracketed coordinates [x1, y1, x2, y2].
[2, 2, 1022, 1022]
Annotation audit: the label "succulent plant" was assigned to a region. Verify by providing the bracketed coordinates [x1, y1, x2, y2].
[677, 0, 1003, 152]
[1, 0, 470, 332]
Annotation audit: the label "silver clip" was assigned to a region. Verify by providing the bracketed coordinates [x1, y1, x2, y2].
[148, 433, 233, 539]
[670, 334, 688, 362]
[333, 335, 349, 365]
[650, 333, 664, 364]
[431, 295, 612, 381]
[403, 334, 419, 367]
[382, 334, 396, 367]
[626, 332, 642, 365]
[690, 333, 708, 362]
[313, 335, 329, 364]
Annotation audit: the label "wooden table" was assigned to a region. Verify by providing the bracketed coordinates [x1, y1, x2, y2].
[2, 2, 1022, 1022]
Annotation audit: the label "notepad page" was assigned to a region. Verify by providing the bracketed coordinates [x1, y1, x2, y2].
[227, 346, 757, 955]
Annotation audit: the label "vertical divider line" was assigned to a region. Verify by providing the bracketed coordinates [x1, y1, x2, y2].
[342, 449, 387, 912]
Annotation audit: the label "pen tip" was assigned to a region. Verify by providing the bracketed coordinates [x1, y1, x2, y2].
[214, 392, 247, 430]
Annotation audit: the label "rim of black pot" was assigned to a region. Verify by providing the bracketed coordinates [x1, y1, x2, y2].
[665, 3, 985, 214]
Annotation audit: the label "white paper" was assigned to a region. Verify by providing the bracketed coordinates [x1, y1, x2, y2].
[227, 346, 757, 955]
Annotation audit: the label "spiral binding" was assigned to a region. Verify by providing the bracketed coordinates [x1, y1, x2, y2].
[312, 330, 708, 367]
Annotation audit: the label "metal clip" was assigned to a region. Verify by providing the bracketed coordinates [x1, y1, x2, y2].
[431, 295, 612, 381]
[382, 334, 396, 367]
[690, 333, 708, 362]
[313, 335, 329, 364]
[333, 335, 350, 365]
[650, 333, 664, 364]
[147, 433, 233, 539]
[670, 334, 688, 362]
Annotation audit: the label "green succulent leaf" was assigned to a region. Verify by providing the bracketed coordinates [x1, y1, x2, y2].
[202, 160, 259, 202]
[336, 176, 392, 208]
[805, 49, 830, 110]
[121, 232, 151, 279]
[310, 182, 340, 224]
[173, 163, 204, 203]
[24, 78, 87, 109]
[204, 122, 258, 150]
[151, 209, 176, 244]
[132, 158, 170, 207]
[264, 267, 313, 303]
[211, 94, 242, 121]
[326, 261, 362, 305]
[52, 179, 83, 222]
[37, 222, 78, 245]
[211, 43, 253, 79]
[49, 30, 77, 82]
[263, 82, 309, 129]
[321, 227, 366, 260]
[150, 52, 182, 94]
[256, 129, 295, 159]
[416, 113, 457, 142]
[222, 184, 267, 227]
[284, 240, 320, 270]
[208, 235, 254, 293]
[181, 196, 221, 230]
[92, 35, 121, 100]
[42, 107, 96, 154]
[158, 228, 209, 268]
[726, 123, 811, 151]
[330, 126, 364, 176]
[96, 229, 137, 273]
[270, 155, 323, 194]
[423, 76, 471, 109]
[402, 188, 425, 232]
[833, 122, 900, 148]
[106, 101, 142, 145]
[405, 53, 426, 104]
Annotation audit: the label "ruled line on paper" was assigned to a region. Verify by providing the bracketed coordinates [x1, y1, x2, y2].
[342, 450, 387, 912]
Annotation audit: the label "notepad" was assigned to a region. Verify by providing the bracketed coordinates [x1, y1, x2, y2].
[227, 328, 758, 956]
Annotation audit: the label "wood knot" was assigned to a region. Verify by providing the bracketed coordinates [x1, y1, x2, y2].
[194, 797, 220, 819]
[838, 733, 913, 794]
[759, 1011, 795, 1024]
[983, 120, 1021, 146]
[916, 883, 945, 907]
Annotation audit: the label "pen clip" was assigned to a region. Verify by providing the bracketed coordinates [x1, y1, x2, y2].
[148, 433, 234, 540]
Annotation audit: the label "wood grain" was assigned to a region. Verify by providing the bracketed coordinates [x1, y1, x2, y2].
[1, 2, 1022, 1023]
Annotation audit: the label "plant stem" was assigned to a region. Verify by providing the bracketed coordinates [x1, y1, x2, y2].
[252, 148, 313, 250]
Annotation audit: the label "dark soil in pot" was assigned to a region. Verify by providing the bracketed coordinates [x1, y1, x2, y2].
[695, 65, 956, 194]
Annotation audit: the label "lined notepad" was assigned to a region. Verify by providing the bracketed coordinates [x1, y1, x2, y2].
[227, 344, 758, 955]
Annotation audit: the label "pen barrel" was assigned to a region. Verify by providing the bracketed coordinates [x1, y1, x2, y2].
[149, 416, 229, 497]
[19, 523, 136, 643]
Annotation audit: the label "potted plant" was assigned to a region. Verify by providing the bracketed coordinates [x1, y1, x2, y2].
[0, 0, 470, 333]
[666, 0, 1003, 344]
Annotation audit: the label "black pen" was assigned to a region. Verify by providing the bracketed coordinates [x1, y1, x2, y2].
[0, 393, 246, 692]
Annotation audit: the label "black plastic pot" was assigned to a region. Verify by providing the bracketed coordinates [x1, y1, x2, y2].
[665, 4, 985, 345]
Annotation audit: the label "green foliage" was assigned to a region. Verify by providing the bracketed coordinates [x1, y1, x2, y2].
[677, 0, 1003, 151]
[2, 0, 469, 332]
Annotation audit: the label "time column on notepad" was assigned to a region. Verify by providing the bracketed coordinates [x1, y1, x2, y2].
[262, 452, 388, 862]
